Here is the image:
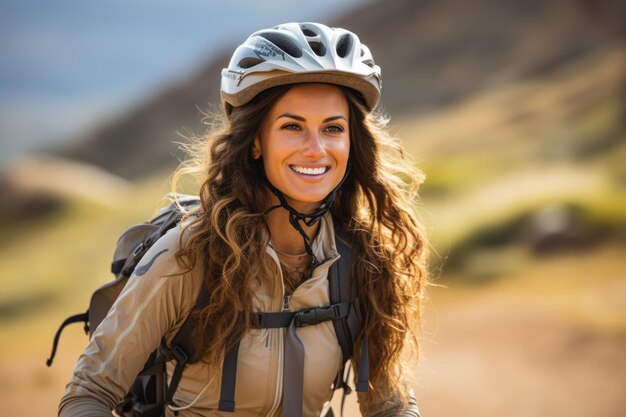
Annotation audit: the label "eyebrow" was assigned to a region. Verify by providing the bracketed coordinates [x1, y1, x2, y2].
[275, 113, 348, 123]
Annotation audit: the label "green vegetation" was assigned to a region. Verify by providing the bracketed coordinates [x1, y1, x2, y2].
[393, 48, 626, 284]
[0, 173, 174, 350]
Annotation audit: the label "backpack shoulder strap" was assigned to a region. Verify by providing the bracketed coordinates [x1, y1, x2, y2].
[330, 231, 356, 361]
[160, 284, 207, 407]
[161, 284, 240, 413]
[156, 216, 368, 415]
[331, 225, 369, 393]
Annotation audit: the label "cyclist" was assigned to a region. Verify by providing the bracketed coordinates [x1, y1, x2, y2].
[59, 22, 427, 417]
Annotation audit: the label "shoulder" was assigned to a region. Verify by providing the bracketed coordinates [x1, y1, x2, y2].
[125, 222, 204, 317]
[137, 213, 202, 272]
[134, 224, 184, 276]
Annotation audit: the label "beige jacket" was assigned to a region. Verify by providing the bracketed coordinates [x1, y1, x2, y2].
[59, 214, 419, 417]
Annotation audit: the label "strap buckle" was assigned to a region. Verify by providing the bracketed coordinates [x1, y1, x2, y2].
[171, 345, 190, 364]
[132, 242, 146, 261]
[294, 304, 341, 327]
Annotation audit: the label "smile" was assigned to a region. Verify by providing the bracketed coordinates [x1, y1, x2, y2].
[289, 165, 330, 175]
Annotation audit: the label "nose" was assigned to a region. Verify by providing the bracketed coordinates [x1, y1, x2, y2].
[302, 130, 325, 158]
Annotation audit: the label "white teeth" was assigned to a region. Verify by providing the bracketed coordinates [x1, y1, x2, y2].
[291, 165, 327, 175]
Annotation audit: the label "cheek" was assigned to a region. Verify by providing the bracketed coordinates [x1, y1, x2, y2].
[334, 139, 350, 165]
[261, 144, 286, 181]
[262, 157, 277, 180]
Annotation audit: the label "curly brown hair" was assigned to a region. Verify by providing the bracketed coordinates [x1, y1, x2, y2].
[172, 84, 428, 401]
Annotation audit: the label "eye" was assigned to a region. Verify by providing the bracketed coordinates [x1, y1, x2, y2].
[281, 123, 301, 131]
[324, 124, 345, 133]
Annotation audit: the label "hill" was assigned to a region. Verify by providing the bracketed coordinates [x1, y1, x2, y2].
[55, 0, 625, 179]
[1, 2, 625, 415]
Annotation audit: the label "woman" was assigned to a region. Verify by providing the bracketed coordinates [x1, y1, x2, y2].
[59, 22, 428, 417]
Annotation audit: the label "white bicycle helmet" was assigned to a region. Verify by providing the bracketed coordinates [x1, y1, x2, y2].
[221, 22, 382, 113]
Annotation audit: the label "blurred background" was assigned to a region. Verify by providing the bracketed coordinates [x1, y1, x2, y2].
[1, 0, 625, 416]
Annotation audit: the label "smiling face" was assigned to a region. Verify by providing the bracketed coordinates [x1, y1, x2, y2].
[254, 83, 350, 213]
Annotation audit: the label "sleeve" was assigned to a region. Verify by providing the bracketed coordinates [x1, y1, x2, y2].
[356, 371, 421, 417]
[58, 226, 202, 417]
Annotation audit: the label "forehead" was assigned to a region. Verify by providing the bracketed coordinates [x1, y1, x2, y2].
[269, 83, 349, 117]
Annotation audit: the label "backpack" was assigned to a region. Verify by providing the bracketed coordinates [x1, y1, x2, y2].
[47, 193, 368, 417]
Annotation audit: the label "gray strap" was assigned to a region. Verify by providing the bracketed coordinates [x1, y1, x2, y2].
[282, 323, 305, 417]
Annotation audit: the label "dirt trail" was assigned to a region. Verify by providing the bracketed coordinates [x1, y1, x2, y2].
[410, 296, 626, 417]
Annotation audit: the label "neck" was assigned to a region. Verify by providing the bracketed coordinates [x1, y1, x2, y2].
[264, 195, 322, 256]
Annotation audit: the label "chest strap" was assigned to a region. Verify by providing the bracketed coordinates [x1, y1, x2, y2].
[217, 302, 350, 413]
[252, 302, 350, 328]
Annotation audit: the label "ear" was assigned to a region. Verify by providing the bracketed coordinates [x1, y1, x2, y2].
[252, 136, 262, 159]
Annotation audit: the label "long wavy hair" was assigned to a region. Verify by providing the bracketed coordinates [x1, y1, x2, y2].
[172, 84, 428, 402]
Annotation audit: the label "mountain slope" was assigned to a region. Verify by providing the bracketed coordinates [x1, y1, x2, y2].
[54, 0, 623, 179]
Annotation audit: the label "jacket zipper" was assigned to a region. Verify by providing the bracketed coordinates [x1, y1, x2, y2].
[267, 327, 284, 417]
[282, 293, 292, 312]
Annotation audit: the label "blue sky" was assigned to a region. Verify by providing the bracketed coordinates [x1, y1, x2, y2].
[0, 0, 365, 166]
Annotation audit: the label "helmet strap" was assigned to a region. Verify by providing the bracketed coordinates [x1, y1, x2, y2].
[262, 161, 351, 262]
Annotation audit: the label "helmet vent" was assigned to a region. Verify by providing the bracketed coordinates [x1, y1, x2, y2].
[301, 27, 317, 37]
[360, 48, 365, 57]
[257, 32, 303, 58]
[308, 40, 326, 56]
[238, 57, 264, 69]
[363, 59, 375, 68]
[336, 34, 354, 58]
